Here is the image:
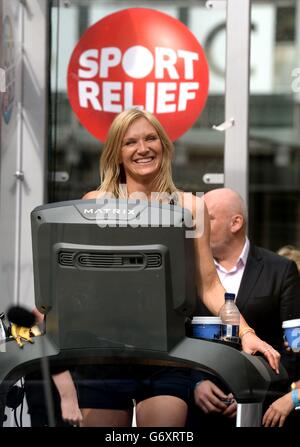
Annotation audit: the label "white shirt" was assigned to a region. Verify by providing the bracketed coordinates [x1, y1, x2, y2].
[214, 237, 250, 299]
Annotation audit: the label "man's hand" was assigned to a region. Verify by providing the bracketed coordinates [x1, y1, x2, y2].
[194, 380, 236, 417]
[222, 393, 237, 418]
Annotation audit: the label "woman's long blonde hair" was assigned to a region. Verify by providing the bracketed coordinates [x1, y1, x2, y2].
[98, 109, 177, 198]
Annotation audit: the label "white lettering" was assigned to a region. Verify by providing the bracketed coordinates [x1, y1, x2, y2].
[103, 82, 122, 113]
[78, 81, 101, 110]
[99, 47, 121, 78]
[125, 191, 148, 228]
[77, 47, 200, 84]
[91, 191, 205, 238]
[145, 82, 155, 113]
[124, 82, 143, 110]
[178, 82, 199, 111]
[156, 82, 176, 113]
[123, 45, 154, 79]
[105, 432, 139, 444]
[78, 49, 99, 78]
[78, 80, 200, 113]
[155, 47, 179, 79]
[178, 49, 199, 79]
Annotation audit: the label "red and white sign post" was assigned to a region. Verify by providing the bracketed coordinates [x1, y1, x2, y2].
[67, 8, 209, 141]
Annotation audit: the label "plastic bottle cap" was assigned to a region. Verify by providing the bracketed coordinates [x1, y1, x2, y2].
[224, 293, 235, 300]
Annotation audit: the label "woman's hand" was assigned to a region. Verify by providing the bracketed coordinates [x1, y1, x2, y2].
[262, 392, 294, 427]
[241, 332, 281, 373]
[60, 395, 83, 426]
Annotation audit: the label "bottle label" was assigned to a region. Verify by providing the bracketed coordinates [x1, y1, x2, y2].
[221, 324, 239, 342]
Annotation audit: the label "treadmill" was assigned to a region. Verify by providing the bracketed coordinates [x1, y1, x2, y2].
[0, 199, 288, 427]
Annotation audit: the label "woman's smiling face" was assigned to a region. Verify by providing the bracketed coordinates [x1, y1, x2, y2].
[120, 117, 163, 184]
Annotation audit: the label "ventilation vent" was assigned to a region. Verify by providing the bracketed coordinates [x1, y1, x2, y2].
[146, 253, 162, 268]
[58, 251, 74, 266]
[77, 253, 143, 268]
[57, 251, 162, 269]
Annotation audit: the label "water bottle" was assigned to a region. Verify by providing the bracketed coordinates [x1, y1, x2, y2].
[219, 293, 240, 343]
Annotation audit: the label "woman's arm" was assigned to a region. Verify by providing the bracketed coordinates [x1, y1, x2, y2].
[191, 195, 225, 315]
[263, 380, 300, 426]
[32, 309, 83, 425]
[52, 371, 83, 426]
[191, 197, 253, 327]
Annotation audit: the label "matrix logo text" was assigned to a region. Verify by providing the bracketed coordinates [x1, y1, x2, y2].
[91, 191, 204, 238]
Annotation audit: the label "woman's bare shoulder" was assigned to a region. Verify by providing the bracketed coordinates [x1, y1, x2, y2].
[82, 190, 102, 200]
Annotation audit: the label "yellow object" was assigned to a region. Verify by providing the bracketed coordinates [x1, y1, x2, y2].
[11, 323, 41, 348]
[30, 325, 42, 337]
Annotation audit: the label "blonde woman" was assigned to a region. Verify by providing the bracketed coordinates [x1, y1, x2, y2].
[70, 109, 279, 427]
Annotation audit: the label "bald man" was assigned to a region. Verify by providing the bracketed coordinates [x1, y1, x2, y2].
[187, 188, 300, 428]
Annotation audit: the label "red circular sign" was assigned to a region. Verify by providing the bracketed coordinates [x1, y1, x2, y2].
[67, 8, 209, 142]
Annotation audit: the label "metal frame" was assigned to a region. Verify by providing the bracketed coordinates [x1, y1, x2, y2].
[224, 0, 251, 207]
[236, 403, 262, 427]
[18, 0, 48, 308]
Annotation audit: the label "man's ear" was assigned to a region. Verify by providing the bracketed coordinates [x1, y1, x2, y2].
[231, 214, 244, 233]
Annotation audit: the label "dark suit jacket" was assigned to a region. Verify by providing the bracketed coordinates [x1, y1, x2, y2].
[194, 243, 300, 380]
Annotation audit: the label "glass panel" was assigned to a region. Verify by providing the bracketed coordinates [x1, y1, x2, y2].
[49, 0, 226, 202]
[0, 0, 22, 310]
[249, 0, 300, 250]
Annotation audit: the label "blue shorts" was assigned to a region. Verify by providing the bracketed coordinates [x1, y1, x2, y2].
[75, 366, 192, 410]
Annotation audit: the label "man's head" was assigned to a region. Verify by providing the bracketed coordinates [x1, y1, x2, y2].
[204, 188, 247, 259]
